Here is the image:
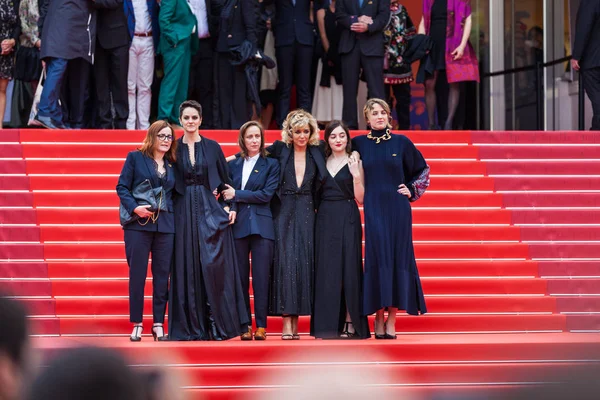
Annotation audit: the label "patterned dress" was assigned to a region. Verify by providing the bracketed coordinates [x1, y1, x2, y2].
[0, 0, 18, 79]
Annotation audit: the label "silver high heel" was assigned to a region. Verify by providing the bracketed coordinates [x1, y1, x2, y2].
[130, 323, 143, 342]
[152, 323, 168, 341]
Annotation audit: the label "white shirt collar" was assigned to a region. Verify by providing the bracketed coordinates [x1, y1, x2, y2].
[245, 153, 260, 162]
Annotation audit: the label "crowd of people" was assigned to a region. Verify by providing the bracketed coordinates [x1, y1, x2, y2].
[117, 98, 429, 341]
[0, 0, 481, 131]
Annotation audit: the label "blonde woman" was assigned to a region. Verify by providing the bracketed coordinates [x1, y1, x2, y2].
[265, 110, 327, 339]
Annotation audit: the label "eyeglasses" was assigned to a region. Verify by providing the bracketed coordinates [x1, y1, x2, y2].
[182, 115, 200, 121]
[157, 134, 174, 141]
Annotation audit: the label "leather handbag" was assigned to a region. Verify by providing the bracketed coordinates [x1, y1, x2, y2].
[119, 179, 164, 226]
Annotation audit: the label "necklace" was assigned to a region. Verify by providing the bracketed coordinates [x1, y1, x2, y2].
[367, 129, 391, 144]
[327, 155, 348, 176]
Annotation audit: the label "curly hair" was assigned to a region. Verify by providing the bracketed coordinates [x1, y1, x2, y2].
[363, 98, 392, 129]
[281, 109, 321, 147]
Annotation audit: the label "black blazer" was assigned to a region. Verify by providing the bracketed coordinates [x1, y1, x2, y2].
[573, 0, 600, 70]
[116, 151, 176, 233]
[336, 0, 390, 57]
[268, 0, 314, 48]
[265, 140, 328, 216]
[95, 0, 130, 50]
[215, 0, 258, 53]
[228, 156, 280, 240]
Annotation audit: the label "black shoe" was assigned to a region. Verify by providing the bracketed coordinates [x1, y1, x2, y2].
[35, 115, 66, 130]
[374, 320, 386, 339]
[340, 322, 358, 339]
[151, 323, 168, 341]
[383, 322, 397, 339]
[130, 324, 143, 342]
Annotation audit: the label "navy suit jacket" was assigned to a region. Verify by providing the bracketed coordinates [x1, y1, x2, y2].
[124, 0, 160, 49]
[228, 156, 280, 240]
[573, 0, 600, 70]
[268, 0, 314, 47]
[116, 150, 176, 233]
[336, 0, 390, 57]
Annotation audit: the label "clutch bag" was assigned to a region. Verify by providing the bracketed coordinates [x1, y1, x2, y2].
[119, 179, 165, 226]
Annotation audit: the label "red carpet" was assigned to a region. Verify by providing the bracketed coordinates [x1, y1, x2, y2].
[2, 128, 600, 397]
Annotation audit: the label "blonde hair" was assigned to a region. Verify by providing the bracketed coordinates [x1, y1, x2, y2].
[281, 109, 321, 147]
[363, 98, 392, 129]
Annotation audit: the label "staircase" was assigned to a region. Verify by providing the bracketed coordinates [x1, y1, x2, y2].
[1, 128, 599, 399]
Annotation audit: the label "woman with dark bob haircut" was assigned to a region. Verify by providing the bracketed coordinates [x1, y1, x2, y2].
[168, 100, 250, 341]
[116, 120, 177, 342]
[311, 120, 370, 339]
[222, 121, 280, 340]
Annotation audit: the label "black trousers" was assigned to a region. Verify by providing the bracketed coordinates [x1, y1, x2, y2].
[94, 43, 129, 129]
[124, 230, 174, 324]
[340, 46, 385, 129]
[215, 52, 251, 129]
[386, 83, 411, 130]
[275, 41, 314, 127]
[189, 38, 215, 129]
[60, 58, 91, 129]
[234, 234, 273, 328]
[583, 67, 600, 130]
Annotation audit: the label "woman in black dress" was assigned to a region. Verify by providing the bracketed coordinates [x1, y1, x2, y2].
[168, 100, 249, 341]
[311, 120, 370, 339]
[267, 109, 327, 339]
[352, 98, 429, 339]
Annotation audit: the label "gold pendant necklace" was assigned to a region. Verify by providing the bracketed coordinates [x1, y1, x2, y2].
[367, 129, 391, 144]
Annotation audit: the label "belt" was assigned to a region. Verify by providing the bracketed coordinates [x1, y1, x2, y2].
[134, 31, 152, 37]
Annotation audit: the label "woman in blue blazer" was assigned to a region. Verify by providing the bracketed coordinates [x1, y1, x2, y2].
[222, 121, 280, 340]
[116, 120, 176, 342]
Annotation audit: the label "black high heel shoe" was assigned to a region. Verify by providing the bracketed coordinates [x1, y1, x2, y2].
[341, 322, 358, 339]
[383, 321, 397, 340]
[151, 323, 168, 341]
[374, 319, 386, 339]
[130, 324, 143, 342]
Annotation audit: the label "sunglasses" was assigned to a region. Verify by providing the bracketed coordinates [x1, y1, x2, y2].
[157, 134, 174, 141]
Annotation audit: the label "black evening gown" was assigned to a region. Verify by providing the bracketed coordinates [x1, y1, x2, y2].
[169, 140, 250, 340]
[270, 151, 317, 316]
[352, 130, 430, 316]
[430, 0, 448, 71]
[311, 165, 370, 339]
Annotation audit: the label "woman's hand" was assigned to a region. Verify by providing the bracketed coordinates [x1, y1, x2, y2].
[348, 154, 362, 179]
[134, 205, 154, 218]
[397, 184, 411, 198]
[228, 210, 237, 225]
[222, 184, 236, 201]
[451, 44, 465, 60]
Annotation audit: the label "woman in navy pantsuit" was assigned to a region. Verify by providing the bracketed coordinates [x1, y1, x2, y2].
[116, 120, 177, 342]
[222, 121, 280, 340]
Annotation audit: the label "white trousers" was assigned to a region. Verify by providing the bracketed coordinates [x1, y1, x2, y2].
[127, 36, 154, 130]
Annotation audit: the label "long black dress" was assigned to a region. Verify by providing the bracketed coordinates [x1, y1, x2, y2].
[270, 151, 317, 316]
[352, 130, 430, 316]
[311, 165, 370, 339]
[168, 138, 249, 340]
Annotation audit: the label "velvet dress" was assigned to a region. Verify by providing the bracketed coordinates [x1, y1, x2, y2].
[352, 130, 430, 316]
[311, 165, 370, 339]
[168, 137, 249, 340]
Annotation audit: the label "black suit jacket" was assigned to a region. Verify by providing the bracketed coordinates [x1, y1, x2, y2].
[336, 0, 390, 57]
[215, 0, 258, 53]
[573, 0, 600, 70]
[94, 0, 129, 49]
[228, 156, 280, 240]
[264, 140, 328, 217]
[116, 151, 176, 233]
[268, 0, 314, 48]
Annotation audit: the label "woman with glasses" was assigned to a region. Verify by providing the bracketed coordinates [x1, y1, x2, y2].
[168, 100, 250, 341]
[116, 120, 177, 342]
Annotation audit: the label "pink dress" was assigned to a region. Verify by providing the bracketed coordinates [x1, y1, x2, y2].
[423, 0, 479, 83]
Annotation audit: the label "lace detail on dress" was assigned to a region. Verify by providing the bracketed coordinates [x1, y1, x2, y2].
[410, 165, 430, 202]
[152, 159, 167, 180]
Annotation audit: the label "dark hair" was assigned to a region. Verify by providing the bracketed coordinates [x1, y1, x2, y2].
[26, 347, 145, 400]
[238, 121, 267, 158]
[528, 26, 543, 39]
[0, 295, 29, 369]
[178, 100, 203, 119]
[324, 120, 351, 157]
[139, 120, 177, 162]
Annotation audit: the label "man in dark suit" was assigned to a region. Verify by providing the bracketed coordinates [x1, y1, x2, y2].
[336, 0, 390, 129]
[94, 0, 130, 129]
[269, 0, 315, 127]
[223, 122, 280, 340]
[572, 0, 600, 130]
[214, 0, 257, 129]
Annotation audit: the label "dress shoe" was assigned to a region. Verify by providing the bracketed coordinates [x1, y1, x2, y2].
[241, 326, 253, 341]
[130, 323, 143, 342]
[152, 323, 169, 341]
[35, 115, 66, 130]
[254, 327, 267, 340]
